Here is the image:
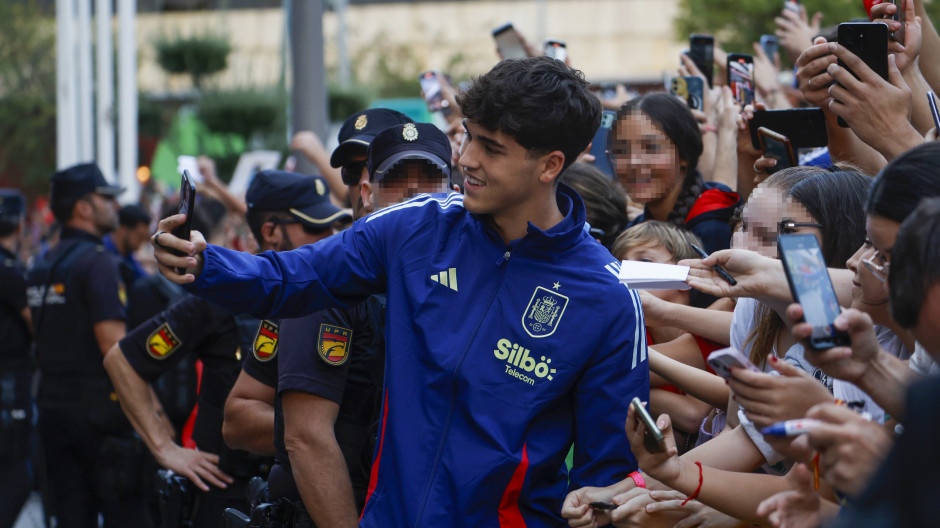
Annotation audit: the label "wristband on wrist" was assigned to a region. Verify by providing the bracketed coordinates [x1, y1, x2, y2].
[628, 471, 646, 489]
[681, 461, 704, 506]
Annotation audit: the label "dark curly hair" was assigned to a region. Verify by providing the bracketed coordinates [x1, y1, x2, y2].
[457, 57, 601, 172]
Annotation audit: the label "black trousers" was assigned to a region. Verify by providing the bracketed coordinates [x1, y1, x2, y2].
[39, 408, 152, 528]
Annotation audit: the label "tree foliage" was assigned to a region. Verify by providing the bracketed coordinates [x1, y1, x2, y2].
[676, 0, 940, 60]
[0, 1, 56, 197]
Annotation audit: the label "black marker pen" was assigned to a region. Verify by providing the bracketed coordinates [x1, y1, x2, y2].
[691, 244, 738, 286]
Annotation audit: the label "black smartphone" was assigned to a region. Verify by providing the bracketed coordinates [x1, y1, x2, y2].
[929, 91, 940, 131]
[172, 170, 196, 275]
[727, 53, 755, 106]
[758, 127, 797, 174]
[492, 23, 527, 60]
[891, 0, 907, 45]
[748, 108, 828, 150]
[670, 76, 705, 111]
[419, 71, 446, 113]
[760, 35, 779, 60]
[544, 39, 567, 62]
[631, 397, 665, 451]
[590, 502, 617, 511]
[837, 23, 889, 127]
[778, 234, 850, 350]
[689, 34, 714, 87]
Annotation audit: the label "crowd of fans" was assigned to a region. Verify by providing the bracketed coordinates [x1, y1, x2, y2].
[3, 0, 940, 527]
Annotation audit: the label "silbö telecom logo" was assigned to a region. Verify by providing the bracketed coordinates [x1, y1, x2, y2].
[494, 338, 556, 385]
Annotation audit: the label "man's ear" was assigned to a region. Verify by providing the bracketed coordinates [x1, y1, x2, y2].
[538, 150, 567, 184]
[73, 199, 92, 221]
[261, 221, 281, 246]
[360, 181, 375, 215]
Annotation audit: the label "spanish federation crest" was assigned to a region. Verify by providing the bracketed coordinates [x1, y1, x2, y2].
[253, 320, 279, 362]
[354, 114, 368, 130]
[522, 286, 569, 338]
[402, 123, 418, 141]
[147, 322, 182, 360]
[318, 324, 352, 366]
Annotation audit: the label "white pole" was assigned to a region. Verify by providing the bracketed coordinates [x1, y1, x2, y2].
[56, 0, 77, 169]
[95, 0, 115, 183]
[337, 0, 350, 88]
[118, 0, 139, 202]
[77, 0, 94, 162]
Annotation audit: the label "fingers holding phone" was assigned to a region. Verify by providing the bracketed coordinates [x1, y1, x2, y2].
[626, 399, 680, 484]
[153, 215, 206, 284]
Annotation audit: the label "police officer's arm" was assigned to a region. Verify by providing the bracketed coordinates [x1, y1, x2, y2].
[152, 214, 207, 284]
[222, 371, 276, 456]
[282, 391, 359, 528]
[93, 319, 125, 356]
[104, 343, 235, 492]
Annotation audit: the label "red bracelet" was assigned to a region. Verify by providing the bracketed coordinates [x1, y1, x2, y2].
[703, 125, 718, 133]
[681, 462, 704, 506]
[628, 471, 646, 489]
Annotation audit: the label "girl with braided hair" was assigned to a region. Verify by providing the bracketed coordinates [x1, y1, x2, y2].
[609, 93, 740, 255]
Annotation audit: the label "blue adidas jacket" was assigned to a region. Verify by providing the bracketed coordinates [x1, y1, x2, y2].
[186, 185, 648, 527]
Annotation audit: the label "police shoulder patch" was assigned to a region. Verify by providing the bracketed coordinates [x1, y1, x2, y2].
[522, 286, 569, 338]
[147, 322, 182, 360]
[318, 323, 352, 366]
[253, 320, 279, 362]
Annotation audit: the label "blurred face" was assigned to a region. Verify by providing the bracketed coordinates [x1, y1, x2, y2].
[610, 112, 684, 204]
[121, 222, 152, 254]
[458, 120, 544, 218]
[88, 193, 119, 234]
[622, 243, 688, 305]
[736, 186, 820, 258]
[374, 161, 449, 209]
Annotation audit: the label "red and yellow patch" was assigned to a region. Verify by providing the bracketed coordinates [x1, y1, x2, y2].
[317, 324, 352, 366]
[147, 322, 181, 360]
[253, 320, 279, 362]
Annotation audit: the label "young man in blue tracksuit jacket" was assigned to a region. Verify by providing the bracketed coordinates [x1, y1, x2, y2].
[152, 57, 649, 527]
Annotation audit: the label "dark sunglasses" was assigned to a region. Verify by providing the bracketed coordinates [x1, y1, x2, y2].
[341, 161, 368, 186]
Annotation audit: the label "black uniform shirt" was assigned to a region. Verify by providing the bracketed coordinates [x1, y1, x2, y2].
[0, 245, 30, 360]
[120, 294, 241, 454]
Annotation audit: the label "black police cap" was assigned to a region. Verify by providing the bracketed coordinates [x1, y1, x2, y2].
[50, 162, 124, 209]
[367, 123, 452, 183]
[0, 189, 25, 225]
[329, 108, 414, 168]
[246, 171, 351, 227]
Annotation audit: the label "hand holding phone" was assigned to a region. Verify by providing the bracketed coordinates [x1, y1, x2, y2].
[757, 127, 797, 174]
[171, 170, 197, 275]
[707, 347, 761, 378]
[670, 76, 704, 111]
[492, 23, 527, 60]
[630, 397, 665, 452]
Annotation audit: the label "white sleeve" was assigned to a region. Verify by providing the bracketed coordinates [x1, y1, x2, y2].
[909, 341, 938, 376]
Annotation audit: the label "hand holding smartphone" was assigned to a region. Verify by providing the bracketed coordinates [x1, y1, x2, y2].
[707, 348, 761, 378]
[670, 76, 704, 111]
[492, 23, 528, 60]
[757, 127, 797, 174]
[631, 397, 666, 452]
[171, 170, 196, 275]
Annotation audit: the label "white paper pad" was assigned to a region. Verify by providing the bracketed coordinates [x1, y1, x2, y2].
[618, 261, 691, 290]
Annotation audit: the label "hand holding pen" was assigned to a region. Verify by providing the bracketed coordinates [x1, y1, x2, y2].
[690, 244, 737, 286]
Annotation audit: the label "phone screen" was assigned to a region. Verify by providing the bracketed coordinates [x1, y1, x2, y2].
[419, 71, 445, 112]
[689, 34, 714, 87]
[728, 54, 755, 106]
[493, 24, 527, 60]
[778, 234, 848, 349]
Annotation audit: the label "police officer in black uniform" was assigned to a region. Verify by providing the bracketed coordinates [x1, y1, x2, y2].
[222, 116, 453, 528]
[102, 171, 348, 527]
[0, 189, 34, 526]
[26, 163, 150, 528]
